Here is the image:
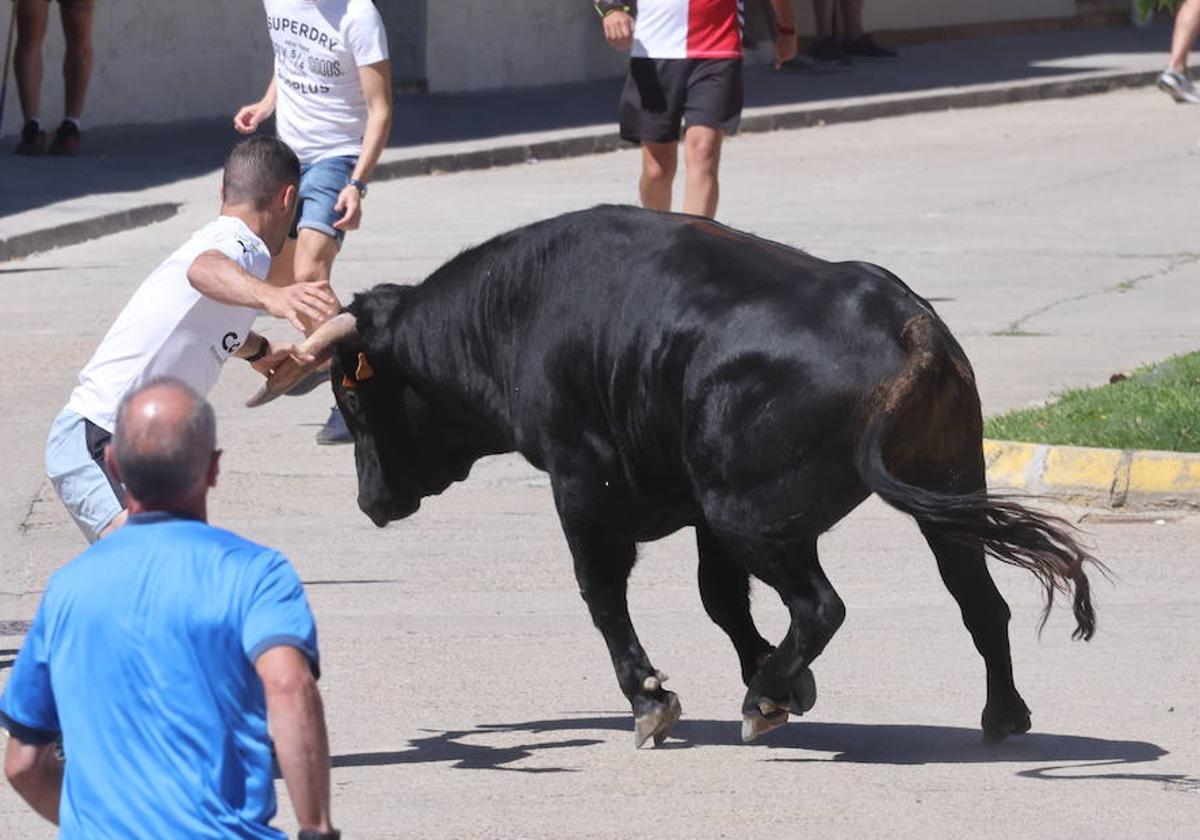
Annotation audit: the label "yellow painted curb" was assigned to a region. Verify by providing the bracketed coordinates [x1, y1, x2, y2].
[983, 439, 1200, 509]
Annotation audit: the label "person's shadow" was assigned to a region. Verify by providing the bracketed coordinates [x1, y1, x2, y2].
[332, 714, 1196, 790]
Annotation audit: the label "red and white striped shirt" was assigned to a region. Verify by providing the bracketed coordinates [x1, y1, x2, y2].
[631, 0, 744, 60]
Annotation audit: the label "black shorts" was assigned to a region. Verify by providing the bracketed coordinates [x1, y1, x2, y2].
[619, 58, 744, 144]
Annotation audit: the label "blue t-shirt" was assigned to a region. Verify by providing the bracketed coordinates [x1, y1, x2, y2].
[0, 513, 319, 839]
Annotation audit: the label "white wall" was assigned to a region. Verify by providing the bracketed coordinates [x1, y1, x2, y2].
[425, 2, 625, 93]
[14, 1, 1085, 125]
[21, 1, 270, 129]
[426, 0, 1080, 94]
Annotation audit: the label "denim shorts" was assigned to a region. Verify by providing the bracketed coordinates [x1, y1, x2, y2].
[290, 155, 358, 244]
[45, 409, 126, 543]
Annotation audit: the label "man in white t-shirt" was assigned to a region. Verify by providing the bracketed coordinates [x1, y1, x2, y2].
[234, 0, 393, 445]
[46, 136, 334, 543]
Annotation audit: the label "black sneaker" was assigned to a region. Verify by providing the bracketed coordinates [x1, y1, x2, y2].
[14, 120, 46, 156]
[810, 37, 851, 65]
[842, 35, 897, 60]
[48, 120, 81, 156]
[315, 406, 353, 445]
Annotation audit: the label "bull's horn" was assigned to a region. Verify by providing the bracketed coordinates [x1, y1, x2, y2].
[246, 311, 359, 408]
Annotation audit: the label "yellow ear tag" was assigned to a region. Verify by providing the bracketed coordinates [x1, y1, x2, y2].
[355, 353, 375, 382]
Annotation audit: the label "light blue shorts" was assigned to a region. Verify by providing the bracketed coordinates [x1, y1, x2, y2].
[290, 154, 358, 244]
[45, 409, 125, 544]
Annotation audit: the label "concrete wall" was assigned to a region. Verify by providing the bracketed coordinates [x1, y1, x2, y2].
[425, 2, 626, 93]
[425, 0, 1079, 94]
[10, 0, 1085, 128]
[21, 2, 269, 130]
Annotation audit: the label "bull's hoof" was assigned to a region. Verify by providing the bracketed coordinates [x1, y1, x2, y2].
[741, 699, 789, 743]
[981, 698, 1032, 743]
[787, 667, 817, 716]
[634, 691, 682, 749]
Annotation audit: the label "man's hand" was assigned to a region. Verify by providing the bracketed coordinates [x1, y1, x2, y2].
[250, 342, 317, 378]
[602, 11, 634, 51]
[773, 32, 798, 69]
[333, 185, 363, 232]
[261, 283, 337, 334]
[234, 100, 274, 134]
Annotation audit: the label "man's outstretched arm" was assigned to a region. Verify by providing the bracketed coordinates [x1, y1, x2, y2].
[256, 646, 335, 836]
[188, 251, 336, 334]
[4, 735, 62, 825]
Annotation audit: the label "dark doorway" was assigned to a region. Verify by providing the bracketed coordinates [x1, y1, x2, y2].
[375, 0, 428, 92]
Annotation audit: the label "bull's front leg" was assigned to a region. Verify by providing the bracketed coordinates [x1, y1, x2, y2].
[552, 476, 681, 749]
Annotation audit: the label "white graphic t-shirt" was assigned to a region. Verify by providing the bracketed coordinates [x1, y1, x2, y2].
[65, 216, 271, 432]
[265, 0, 389, 164]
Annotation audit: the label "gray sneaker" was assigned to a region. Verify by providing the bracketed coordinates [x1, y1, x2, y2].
[1157, 70, 1200, 104]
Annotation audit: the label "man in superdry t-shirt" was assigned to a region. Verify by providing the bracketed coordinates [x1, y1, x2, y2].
[44, 137, 333, 543]
[596, 0, 796, 218]
[234, 0, 393, 445]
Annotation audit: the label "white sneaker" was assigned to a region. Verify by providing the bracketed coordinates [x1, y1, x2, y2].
[1157, 69, 1200, 104]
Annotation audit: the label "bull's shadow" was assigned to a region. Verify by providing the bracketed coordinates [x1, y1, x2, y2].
[333, 715, 1191, 788]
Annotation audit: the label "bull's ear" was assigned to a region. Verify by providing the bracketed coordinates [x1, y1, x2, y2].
[356, 352, 375, 381]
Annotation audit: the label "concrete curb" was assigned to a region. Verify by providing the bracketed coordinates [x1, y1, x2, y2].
[0, 202, 181, 263]
[371, 69, 1161, 182]
[984, 439, 1200, 509]
[1, 67, 1161, 261]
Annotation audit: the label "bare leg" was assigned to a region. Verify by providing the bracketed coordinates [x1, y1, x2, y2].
[682, 125, 723, 218]
[838, 0, 865, 41]
[284, 229, 343, 335]
[1169, 0, 1200, 74]
[811, 0, 834, 39]
[59, 0, 95, 120]
[639, 141, 677, 212]
[14, 0, 49, 122]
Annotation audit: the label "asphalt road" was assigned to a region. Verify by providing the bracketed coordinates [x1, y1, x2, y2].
[2, 87, 1199, 837]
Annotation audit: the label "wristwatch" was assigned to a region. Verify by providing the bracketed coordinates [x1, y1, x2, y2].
[347, 178, 368, 197]
[594, 0, 632, 16]
[298, 830, 341, 840]
[244, 336, 270, 364]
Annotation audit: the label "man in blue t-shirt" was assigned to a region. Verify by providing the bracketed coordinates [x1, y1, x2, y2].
[1, 378, 340, 840]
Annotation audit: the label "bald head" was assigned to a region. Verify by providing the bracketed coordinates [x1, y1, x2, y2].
[112, 378, 217, 510]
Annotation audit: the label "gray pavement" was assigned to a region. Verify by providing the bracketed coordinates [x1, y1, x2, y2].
[0, 24, 1181, 259]
[3, 86, 1200, 837]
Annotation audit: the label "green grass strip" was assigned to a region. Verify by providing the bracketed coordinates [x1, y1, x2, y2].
[983, 351, 1200, 453]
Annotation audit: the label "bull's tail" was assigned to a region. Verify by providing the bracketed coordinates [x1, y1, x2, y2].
[856, 315, 1101, 641]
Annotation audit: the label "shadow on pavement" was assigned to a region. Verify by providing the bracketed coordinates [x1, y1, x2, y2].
[0, 25, 1165, 223]
[332, 713, 1191, 787]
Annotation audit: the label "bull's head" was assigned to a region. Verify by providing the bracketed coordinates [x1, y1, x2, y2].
[246, 293, 478, 527]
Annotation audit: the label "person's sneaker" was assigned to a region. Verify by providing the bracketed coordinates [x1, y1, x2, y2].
[842, 34, 897, 60]
[1157, 69, 1200, 104]
[778, 54, 827, 74]
[48, 121, 81, 156]
[315, 406, 353, 445]
[14, 120, 46, 156]
[810, 37, 851, 65]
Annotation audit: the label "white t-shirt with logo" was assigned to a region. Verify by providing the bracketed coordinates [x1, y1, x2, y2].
[265, 0, 389, 165]
[65, 216, 271, 432]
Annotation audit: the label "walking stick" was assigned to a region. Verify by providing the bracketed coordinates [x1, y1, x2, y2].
[0, 0, 17, 138]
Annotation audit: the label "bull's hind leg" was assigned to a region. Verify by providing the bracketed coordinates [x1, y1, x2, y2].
[696, 523, 774, 685]
[725, 538, 843, 741]
[922, 526, 1031, 742]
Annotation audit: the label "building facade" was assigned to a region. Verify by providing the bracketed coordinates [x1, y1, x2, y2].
[12, 1, 1101, 130]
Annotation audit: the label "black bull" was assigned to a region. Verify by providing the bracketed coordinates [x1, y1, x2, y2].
[251, 205, 1100, 747]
